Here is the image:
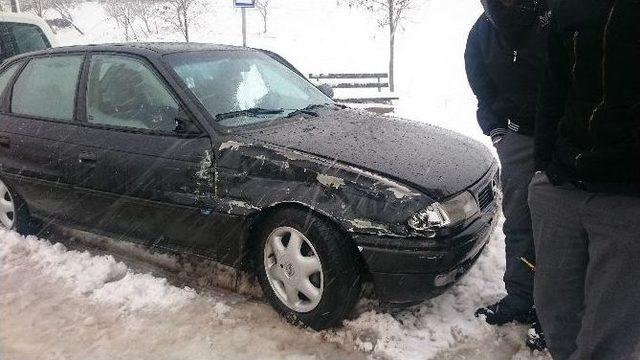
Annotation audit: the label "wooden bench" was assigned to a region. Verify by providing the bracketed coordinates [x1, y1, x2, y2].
[309, 73, 399, 113]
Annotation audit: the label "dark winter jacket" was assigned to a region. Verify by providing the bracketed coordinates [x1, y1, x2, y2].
[465, 2, 550, 140]
[535, 0, 640, 194]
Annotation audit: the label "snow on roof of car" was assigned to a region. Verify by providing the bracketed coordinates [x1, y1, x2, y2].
[0, 11, 48, 26]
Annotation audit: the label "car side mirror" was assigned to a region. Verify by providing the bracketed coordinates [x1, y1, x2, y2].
[174, 117, 202, 135]
[157, 107, 200, 135]
[154, 106, 202, 135]
[317, 84, 334, 99]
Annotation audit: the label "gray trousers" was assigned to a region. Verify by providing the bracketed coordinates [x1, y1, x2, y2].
[529, 173, 640, 360]
[496, 131, 536, 310]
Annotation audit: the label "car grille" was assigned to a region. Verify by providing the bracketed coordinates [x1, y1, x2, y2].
[477, 183, 495, 210]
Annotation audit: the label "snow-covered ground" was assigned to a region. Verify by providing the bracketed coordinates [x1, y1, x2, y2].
[1, 225, 549, 360]
[1, 0, 552, 359]
[0, 230, 366, 360]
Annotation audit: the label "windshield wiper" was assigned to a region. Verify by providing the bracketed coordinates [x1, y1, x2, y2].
[285, 109, 319, 118]
[215, 108, 285, 121]
[284, 104, 329, 118]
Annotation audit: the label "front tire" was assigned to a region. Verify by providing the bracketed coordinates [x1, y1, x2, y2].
[255, 208, 362, 330]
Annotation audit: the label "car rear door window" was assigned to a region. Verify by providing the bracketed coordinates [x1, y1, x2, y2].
[6, 22, 49, 54]
[86, 55, 181, 132]
[0, 22, 50, 61]
[11, 55, 83, 121]
[0, 61, 22, 95]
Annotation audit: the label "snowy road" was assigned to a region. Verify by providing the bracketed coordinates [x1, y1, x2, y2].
[0, 226, 551, 360]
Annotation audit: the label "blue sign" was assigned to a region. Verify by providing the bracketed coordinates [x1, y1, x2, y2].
[234, 0, 255, 8]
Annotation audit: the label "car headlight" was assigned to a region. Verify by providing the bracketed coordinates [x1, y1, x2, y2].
[408, 191, 481, 234]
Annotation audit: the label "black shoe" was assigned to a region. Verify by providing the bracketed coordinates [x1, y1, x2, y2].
[526, 320, 547, 351]
[475, 299, 534, 325]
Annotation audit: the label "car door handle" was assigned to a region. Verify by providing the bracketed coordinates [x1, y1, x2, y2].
[0, 136, 10, 148]
[78, 151, 97, 164]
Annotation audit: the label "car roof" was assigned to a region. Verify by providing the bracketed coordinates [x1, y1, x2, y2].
[17, 42, 254, 58]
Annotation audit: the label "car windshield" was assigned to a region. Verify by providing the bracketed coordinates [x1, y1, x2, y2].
[165, 50, 332, 127]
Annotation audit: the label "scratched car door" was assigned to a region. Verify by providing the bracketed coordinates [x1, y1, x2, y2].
[71, 53, 238, 262]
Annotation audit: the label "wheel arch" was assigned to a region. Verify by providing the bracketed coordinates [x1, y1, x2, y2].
[239, 201, 366, 274]
[0, 173, 39, 234]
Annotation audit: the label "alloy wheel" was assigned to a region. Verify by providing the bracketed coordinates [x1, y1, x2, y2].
[0, 179, 15, 229]
[263, 227, 324, 313]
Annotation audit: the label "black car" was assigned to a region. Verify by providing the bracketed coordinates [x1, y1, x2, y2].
[0, 43, 499, 329]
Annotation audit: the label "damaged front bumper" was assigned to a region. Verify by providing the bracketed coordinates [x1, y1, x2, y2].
[352, 205, 499, 305]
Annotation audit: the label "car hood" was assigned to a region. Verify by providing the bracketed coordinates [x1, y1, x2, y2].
[238, 109, 495, 199]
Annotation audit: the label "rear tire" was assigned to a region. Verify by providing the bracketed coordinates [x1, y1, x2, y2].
[255, 208, 362, 330]
[0, 177, 39, 235]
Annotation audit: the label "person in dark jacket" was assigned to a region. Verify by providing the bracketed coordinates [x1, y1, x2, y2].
[530, 0, 640, 358]
[464, 0, 549, 348]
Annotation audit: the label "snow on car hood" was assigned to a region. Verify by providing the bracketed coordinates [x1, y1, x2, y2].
[239, 109, 495, 199]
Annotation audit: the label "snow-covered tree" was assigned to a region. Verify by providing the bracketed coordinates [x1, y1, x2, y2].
[24, 0, 47, 17]
[102, 0, 138, 41]
[161, 0, 206, 42]
[24, 0, 44, 16]
[340, 0, 421, 92]
[255, 0, 270, 34]
[133, 0, 162, 36]
[23, 0, 83, 34]
[10, 0, 20, 12]
[1, 0, 20, 12]
[101, 0, 163, 40]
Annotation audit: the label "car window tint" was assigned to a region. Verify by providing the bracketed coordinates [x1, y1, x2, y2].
[0, 62, 22, 95]
[86, 55, 180, 132]
[12, 56, 83, 121]
[6, 23, 49, 54]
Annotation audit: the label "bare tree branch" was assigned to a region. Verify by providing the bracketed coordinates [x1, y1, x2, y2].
[132, 0, 162, 36]
[22, 0, 84, 34]
[255, 0, 269, 34]
[101, 0, 137, 41]
[160, 0, 206, 42]
[338, 0, 423, 92]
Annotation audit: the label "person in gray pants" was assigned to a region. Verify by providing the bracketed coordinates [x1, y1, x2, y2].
[465, 0, 549, 349]
[531, 0, 640, 358]
[529, 175, 640, 359]
[494, 131, 537, 313]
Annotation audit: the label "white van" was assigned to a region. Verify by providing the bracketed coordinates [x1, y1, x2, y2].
[0, 12, 57, 62]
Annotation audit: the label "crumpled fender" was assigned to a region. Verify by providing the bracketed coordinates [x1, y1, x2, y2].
[210, 140, 433, 237]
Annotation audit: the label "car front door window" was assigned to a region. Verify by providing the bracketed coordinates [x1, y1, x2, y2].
[86, 55, 182, 132]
